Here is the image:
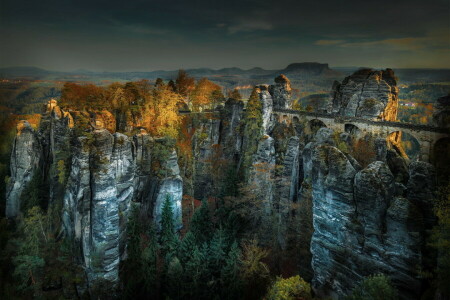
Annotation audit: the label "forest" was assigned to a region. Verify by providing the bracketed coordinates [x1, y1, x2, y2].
[0, 69, 449, 300]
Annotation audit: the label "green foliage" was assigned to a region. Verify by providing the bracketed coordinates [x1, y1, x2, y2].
[12, 255, 45, 292]
[220, 241, 242, 299]
[266, 275, 312, 300]
[241, 239, 270, 300]
[56, 159, 66, 184]
[240, 87, 263, 181]
[346, 274, 398, 300]
[11, 206, 48, 293]
[161, 195, 176, 249]
[122, 205, 159, 299]
[20, 172, 48, 212]
[165, 257, 184, 299]
[189, 199, 212, 244]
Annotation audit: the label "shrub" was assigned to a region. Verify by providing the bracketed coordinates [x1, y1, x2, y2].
[266, 275, 312, 300]
[346, 274, 398, 300]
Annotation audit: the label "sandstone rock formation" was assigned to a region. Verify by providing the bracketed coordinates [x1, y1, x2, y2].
[269, 74, 292, 109]
[5, 121, 42, 217]
[330, 68, 399, 121]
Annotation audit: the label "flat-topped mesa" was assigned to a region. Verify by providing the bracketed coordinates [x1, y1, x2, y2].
[330, 68, 399, 121]
[269, 74, 293, 109]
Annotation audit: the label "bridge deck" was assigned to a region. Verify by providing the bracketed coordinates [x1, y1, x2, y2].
[178, 109, 448, 134]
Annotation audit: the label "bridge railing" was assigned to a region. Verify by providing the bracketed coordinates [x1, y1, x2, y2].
[177, 108, 449, 134]
[273, 108, 449, 134]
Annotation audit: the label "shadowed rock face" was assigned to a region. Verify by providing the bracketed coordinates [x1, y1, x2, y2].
[7, 102, 183, 290]
[330, 68, 399, 121]
[6, 121, 42, 218]
[308, 126, 434, 299]
[270, 74, 293, 109]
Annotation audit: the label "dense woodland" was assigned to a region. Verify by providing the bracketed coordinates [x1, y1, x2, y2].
[0, 70, 449, 300]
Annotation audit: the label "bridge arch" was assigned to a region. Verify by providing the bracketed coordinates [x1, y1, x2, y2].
[273, 113, 280, 123]
[387, 130, 421, 160]
[308, 119, 327, 134]
[345, 123, 361, 136]
[282, 115, 290, 123]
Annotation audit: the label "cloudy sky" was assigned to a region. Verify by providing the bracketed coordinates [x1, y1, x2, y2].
[1, 0, 449, 71]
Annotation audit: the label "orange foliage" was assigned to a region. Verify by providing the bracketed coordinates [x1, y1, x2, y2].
[60, 82, 106, 109]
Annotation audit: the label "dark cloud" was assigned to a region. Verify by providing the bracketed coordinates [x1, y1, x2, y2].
[1, 0, 449, 70]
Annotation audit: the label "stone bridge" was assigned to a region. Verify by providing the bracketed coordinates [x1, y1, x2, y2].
[179, 109, 450, 161]
[273, 108, 450, 162]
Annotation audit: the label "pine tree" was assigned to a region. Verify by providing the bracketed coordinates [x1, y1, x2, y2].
[185, 245, 210, 299]
[160, 194, 176, 253]
[12, 206, 48, 293]
[189, 199, 212, 244]
[165, 257, 184, 300]
[208, 229, 226, 276]
[179, 231, 196, 264]
[141, 224, 159, 297]
[220, 241, 242, 300]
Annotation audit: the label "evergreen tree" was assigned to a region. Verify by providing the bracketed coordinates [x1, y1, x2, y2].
[165, 257, 184, 300]
[20, 172, 47, 212]
[208, 229, 227, 275]
[160, 194, 176, 253]
[12, 207, 48, 294]
[185, 245, 210, 299]
[220, 241, 242, 299]
[179, 231, 196, 264]
[189, 199, 212, 244]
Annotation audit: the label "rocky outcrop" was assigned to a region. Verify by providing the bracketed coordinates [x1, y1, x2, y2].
[220, 98, 244, 160]
[309, 131, 433, 298]
[153, 149, 183, 230]
[330, 68, 399, 121]
[1, 101, 184, 290]
[270, 74, 293, 109]
[249, 135, 276, 214]
[5, 121, 42, 218]
[255, 85, 275, 134]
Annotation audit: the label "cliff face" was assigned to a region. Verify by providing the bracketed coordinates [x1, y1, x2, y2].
[5, 121, 42, 218]
[330, 68, 399, 121]
[7, 103, 183, 290]
[5, 72, 438, 298]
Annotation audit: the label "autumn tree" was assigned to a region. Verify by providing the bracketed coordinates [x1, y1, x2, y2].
[190, 78, 224, 111]
[228, 88, 242, 100]
[175, 69, 195, 98]
[60, 82, 106, 109]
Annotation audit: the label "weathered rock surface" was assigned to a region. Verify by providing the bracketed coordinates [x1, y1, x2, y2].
[5, 121, 42, 218]
[310, 149, 433, 299]
[269, 74, 293, 109]
[255, 85, 275, 134]
[330, 68, 399, 121]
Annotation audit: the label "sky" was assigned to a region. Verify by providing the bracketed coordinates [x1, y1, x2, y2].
[0, 0, 449, 71]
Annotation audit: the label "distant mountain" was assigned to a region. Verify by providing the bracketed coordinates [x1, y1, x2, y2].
[0, 66, 56, 78]
[0, 63, 340, 80]
[273, 62, 342, 77]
